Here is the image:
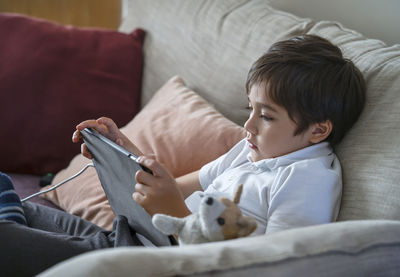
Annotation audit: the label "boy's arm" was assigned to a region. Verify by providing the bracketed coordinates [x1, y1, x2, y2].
[73, 117, 203, 218]
[176, 170, 202, 199]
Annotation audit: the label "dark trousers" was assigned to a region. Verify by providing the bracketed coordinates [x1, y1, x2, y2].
[0, 201, 142, 277]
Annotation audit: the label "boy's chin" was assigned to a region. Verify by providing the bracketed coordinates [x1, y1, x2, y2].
[249, 149, 273, 162]
[249, 152, 261, 162]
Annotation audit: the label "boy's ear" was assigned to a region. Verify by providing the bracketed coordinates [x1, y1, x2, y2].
[309, 120, 332, 144]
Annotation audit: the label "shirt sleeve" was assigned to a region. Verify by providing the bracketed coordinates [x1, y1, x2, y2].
[199, 139, 248, 190]
[265, 157, 342, 234]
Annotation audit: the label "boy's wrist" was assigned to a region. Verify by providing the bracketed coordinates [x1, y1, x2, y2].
[159, 201, 191, 218]
[175, 204, 191, 218]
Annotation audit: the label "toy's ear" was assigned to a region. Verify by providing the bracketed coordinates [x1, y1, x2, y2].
[237, 216, 257, 237]
[152, 214, 184, 235]
[233, 184, 243, 204]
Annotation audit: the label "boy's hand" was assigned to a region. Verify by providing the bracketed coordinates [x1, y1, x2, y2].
[134, 156, 191, 218]
[72, 117, 142, 159]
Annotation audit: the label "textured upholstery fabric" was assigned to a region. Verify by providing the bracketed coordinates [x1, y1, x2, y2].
[306, 22, 400, 221]
[39, 220, 400, 277]
[119, 0, 314, 126]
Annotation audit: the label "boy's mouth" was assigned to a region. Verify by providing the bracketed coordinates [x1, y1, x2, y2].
[247, 139, 258, 150]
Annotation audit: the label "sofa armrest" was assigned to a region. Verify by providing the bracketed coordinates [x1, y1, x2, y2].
[39, 220, 400, 276]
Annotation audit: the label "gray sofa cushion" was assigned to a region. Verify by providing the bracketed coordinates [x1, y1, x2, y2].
[39, 220, 400, 276]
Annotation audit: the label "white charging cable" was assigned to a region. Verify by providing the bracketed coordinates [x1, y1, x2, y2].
[21, 163, 94, 202]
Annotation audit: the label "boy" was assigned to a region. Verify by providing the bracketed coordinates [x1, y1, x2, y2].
[0, 35, 365, 275]
[74, 34, 365, 234]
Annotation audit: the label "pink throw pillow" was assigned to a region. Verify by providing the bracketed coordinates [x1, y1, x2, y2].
[0, 13, 145, 175]
[41, 76, 246, 229]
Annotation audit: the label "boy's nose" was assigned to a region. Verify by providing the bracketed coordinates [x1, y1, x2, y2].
[244, 115, 257, 135]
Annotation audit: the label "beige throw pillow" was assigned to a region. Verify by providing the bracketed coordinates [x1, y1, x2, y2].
[41, 76, 246, 229]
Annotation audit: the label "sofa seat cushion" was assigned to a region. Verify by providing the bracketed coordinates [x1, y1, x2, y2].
[0, 13, 145, 175]
[39, 220, 400, 277]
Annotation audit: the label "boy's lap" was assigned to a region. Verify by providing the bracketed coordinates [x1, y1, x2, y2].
[0, 218, 102, 277]
[22, 201, 106, 236]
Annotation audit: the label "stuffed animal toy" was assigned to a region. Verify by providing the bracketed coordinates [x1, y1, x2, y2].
[152, 184, 257, 245]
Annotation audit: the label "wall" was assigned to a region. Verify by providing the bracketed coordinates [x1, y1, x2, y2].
[0, 0, 122, 29]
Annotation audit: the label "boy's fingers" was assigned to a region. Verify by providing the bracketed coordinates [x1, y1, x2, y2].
[81, 143, 93, 159]
[135, 169, 154, 187]
[132, 191, 146, 204]
[76, 119, 108, 135]
[116, 138, 124, 146]
[134, 183, 149, 195]
[138, 156, 168, 178]
[72, 130, 82, 143]
[76, 119, 97, 130]
[97, 117, 128, 145]
[97, 117, 119, 133]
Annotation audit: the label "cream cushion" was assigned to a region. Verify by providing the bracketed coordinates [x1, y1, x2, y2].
[39, 220, 400, 277]
[306, 22, 400, 221]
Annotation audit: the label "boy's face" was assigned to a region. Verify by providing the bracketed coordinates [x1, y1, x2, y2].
[245, 84, 314, 161]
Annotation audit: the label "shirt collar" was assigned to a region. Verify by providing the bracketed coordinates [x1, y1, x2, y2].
[246, 142, 333, 170]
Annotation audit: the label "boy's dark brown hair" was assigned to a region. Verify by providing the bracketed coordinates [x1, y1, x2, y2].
[246, 35, 366, 146]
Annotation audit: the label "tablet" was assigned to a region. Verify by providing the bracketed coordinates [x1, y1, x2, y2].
[80, 128, 172, 246]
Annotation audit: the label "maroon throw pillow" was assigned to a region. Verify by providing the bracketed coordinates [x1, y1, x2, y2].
[0, 13, 145, 175]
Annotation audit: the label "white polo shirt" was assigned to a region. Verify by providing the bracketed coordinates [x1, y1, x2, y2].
[185, 139, 342, 235]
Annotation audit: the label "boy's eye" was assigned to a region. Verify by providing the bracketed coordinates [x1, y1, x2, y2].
[261, 114, 274, 121]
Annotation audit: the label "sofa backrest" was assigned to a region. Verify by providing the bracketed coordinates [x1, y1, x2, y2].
[120, 0, 314, 126]
[120, 0, 400, 221]
[307, 22, 400, 221]
[268, 0, 400, 46]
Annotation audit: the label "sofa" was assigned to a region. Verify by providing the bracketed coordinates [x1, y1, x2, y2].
[1, 0, 400, 276]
